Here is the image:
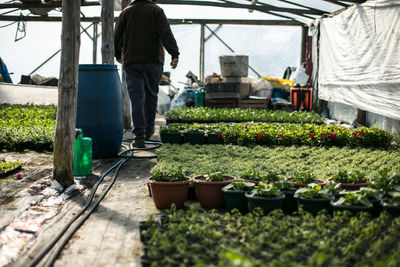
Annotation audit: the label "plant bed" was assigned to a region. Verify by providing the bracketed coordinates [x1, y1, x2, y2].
[245, 183, 285, 214]
[183, 132, 205, 145]
[148, 168, 190, 209]
[140, 207, 400, 266]
[192, 172, 236, 209]
[165, 107, 325, 124]
[222, 180, 255, 214]
[207, 133, 224, 144]
[0, 160, 23, 178]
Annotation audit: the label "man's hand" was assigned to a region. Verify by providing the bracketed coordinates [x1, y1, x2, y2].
[171, 58, 179, 69]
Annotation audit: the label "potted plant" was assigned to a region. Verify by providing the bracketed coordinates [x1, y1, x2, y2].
[183, 124, 206, 145]
[245, 182, 285, 214]
[148, 168, 190, 209]
[369, 168, 400, 192]
[160, 125, 183, 144]
[330, 191, 373, 215]
[239, 170, 280, 184]
[381, 191, 400, 217]
[355, 187, 383, 217]
[275, 179, 297, 214]
[192, 171, 236, 209]
[330, 170, 369, 190]
[289, 171, 326, 188]
[294, 183, 334, 216]
[222, 180, 255, 214]
[324, 181, 344, 199]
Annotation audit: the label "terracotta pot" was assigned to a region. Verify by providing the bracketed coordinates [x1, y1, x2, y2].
[289, 179, 328, 188]
[337, 180, 369, 191]
[148, 177, 190, 209]
[192, 175, 236, 209]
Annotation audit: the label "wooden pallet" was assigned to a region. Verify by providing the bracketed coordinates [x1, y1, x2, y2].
[237, 98, 269, 109]
[205, 98, 237, 108]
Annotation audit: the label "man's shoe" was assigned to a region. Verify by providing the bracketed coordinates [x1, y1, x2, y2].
[145, 128, 155, 140]
[133, 136, 145, 148]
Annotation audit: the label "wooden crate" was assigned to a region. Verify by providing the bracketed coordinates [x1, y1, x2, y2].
[205, 98, 237, 108]
[237, 98, 269, 109]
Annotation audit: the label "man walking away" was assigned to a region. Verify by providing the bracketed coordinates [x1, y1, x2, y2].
[114, 0, 179, 148]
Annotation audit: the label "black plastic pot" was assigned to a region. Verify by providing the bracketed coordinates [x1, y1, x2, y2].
[330, 200, 373, 216]
[381, 202, 400, 217]
[183, 132, 205, 145]
[245, 193, 285, 215]
[207, 133, 224, 144]
[187, 183, 197, 201]
[281, 191, 297, 214]
[222, 189, 249, 214]
[297, 196, 333, 216]
[160, 132, 182, 144]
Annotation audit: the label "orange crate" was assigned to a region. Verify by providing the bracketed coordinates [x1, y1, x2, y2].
[290, 88, 312, 111]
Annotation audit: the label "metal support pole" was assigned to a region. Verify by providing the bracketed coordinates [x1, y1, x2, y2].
[93, 22, 98, 64]
[300, 25, 308, 65]
[199, 24, 205, 82]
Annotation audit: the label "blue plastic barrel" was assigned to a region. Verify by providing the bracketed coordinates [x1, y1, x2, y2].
[76, 64, 123, 158]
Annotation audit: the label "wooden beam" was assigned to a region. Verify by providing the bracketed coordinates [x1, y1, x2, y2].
[53, 0, 81, 188]
[0, 15, 305, 25]
[101, 0, 114, 64]
[199, 24, 205, 82]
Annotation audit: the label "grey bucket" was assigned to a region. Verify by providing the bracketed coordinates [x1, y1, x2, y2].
[219, 55, 249, 77]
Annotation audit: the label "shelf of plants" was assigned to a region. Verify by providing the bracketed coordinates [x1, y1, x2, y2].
[160, 122, 392, 148]
[0, 104, 56, 151]
[165, 107, 325, 124]
[140, 207, 400, 266]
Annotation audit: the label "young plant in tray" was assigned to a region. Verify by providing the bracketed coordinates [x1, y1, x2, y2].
[0, 160, 22, 177]
[222, 180, 255, 214]
[245, 183, 285, 214]
[148, 168, 190, 209]
[294, 183, 334, 215]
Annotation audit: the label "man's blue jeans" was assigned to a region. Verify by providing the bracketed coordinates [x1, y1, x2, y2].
[124, 63, 163, 137]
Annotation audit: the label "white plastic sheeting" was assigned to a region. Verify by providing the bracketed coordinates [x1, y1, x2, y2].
[318, 0, 400, 120]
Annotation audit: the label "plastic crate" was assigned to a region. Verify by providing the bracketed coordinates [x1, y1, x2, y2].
[205, 82, 250, 99]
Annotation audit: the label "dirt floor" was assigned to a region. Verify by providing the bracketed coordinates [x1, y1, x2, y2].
[0, 116, 166, 267]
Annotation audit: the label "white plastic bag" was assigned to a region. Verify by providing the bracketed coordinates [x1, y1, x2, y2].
[157, 86, 171, 115]
[290, 66, 309, 86]
[170, 88, 190, 110]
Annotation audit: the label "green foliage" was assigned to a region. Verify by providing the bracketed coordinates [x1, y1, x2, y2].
[383, 192, 400, 206]
[249, 182, 283, 198]
[203, 171, 228, 182]
[165, 107, 325, 124]
[161, 122, 393, 149]
[150, 167, 188, 182]
[331, 170, 367, 184]
[140, 207, 400, 266]
[0, 160, 22, 173]
[274, 179, 296, 192]
[291, 171, 317, 184]
[154, 144, 400, 184]
[332, 192, 372, 207]
[222, 180, 255, 192]
[369, 168, 400, 191]
[0, 104, 56, 151]
[294, 183, 333, 199]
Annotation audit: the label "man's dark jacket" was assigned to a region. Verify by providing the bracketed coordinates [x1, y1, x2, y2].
[114, 0, 179, 66]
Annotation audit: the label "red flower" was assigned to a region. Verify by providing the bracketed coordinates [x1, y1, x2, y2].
[352, 132, 357, 138]
[359, 132, 364, 137]
[243, 125, 248, 129]
[329, 133, 337, 139]
[257, 134, 262, 140]
[321, 133, 326, 138]
[279, 134, 284, 139]
[217, 132, 222, 139]
[309, 133, 315, 139]
[16, 173, 22, 180]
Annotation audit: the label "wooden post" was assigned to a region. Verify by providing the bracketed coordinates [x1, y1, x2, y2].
[199, 24, 205, 82]
[53, 0, 81, 188]
[101, 0, 114, 64]
[121, 0, 132, 129]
